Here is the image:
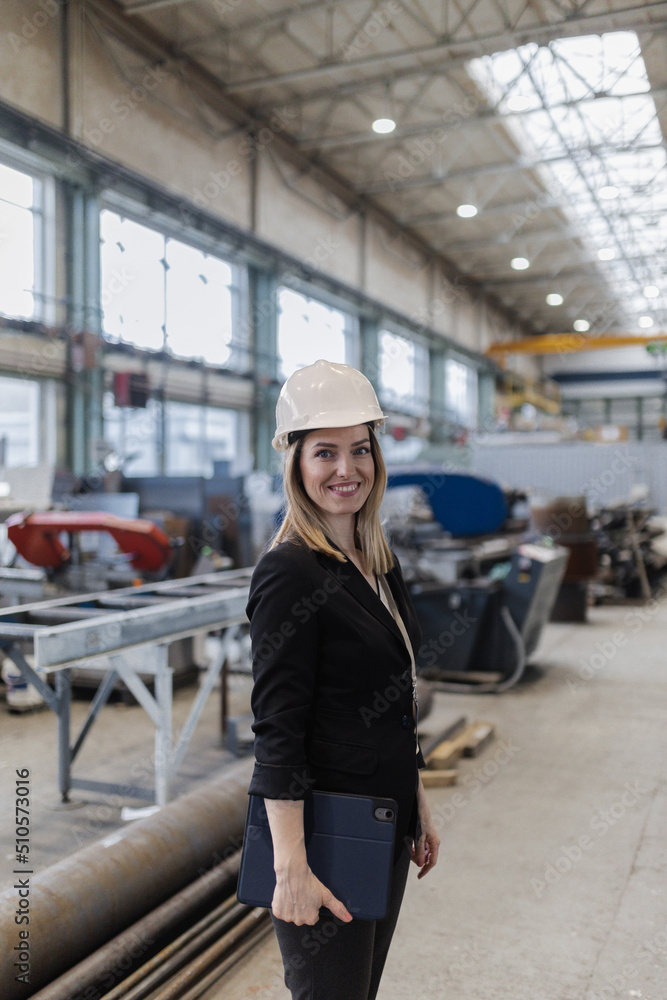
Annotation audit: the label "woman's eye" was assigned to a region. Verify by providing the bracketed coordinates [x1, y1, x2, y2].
[313, 446, 369, 458]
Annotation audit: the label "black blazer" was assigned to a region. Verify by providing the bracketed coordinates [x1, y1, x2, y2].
[246, 539, 424, 856]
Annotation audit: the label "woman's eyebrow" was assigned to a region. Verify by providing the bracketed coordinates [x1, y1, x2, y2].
[311, 438, 370, 448]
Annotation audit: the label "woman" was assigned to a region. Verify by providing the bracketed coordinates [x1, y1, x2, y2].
[246, 359, 439, 1000]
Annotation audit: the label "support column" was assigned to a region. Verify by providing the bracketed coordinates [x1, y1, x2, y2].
[249, 267, 280, 473]
[56, 670, 72, 803]
[154, 645, 173, 808]
[478, 371, 495, 433]
[64, 184, 103, 476]
[429, 349, 448, 443]
[360, 316, 380, 386]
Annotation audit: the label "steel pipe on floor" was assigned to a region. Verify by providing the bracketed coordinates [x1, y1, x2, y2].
[0, 758, 253, 1000]
[28, 854, 242, 1000]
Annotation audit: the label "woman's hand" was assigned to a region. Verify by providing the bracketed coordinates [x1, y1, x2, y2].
[412, 774, 440, 878]
[272, 859, 353, 926]
[264, 797, 353, 926]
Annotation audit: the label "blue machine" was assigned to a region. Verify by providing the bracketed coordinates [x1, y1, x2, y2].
[386, 469, 507, 537]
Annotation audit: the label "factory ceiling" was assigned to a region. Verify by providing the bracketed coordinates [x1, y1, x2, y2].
[100, 0, 667, 339]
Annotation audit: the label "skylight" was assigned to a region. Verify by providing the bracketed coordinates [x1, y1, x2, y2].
[469, 32, 666, 331]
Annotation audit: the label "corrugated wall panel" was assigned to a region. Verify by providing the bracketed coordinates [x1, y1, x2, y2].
[471, 442, 667, 514]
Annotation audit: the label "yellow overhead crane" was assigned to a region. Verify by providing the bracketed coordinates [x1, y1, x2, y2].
[489, 333, 667, 416]
[487, 332, 667, 361]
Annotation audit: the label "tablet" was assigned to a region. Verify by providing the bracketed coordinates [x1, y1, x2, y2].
[237, 790, 398, 921]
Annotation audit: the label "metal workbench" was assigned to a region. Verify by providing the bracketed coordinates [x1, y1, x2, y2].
[0, 570, 252, 806]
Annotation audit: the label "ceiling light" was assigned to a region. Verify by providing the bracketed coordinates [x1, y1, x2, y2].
[643, 285, 659, 298]
[506, 95, 532, 112]
[638, 315, 654, 328]
[546, 293, 563, 306]
[372, 118, 396, 134]
[598, 248, 615, 261]
[598, 185, 619, 200]
[573, 320, 590, 332]
[457, 204, 478, 218]
[511, 257, 530, 270]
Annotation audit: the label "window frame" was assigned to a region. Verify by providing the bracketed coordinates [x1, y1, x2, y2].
[378, 327, 430, 418]
[99, 198, 249, 371]
[0, 151, 55, 325]
[276, 284, 360, 379]
[102, 392, 250, 478]
[445, 355, 479, 429]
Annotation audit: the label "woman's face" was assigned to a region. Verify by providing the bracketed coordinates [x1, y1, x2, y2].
[299, 424, 375, 521]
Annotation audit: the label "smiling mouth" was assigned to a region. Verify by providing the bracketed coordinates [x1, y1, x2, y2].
[328, 483, 360, 495]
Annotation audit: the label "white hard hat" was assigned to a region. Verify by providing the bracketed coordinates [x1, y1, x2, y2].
[272, 359, 386, 452]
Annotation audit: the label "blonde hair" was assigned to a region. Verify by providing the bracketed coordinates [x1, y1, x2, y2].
[270, 424, 394, 576]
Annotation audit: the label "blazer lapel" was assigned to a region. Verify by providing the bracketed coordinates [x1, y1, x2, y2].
[314, 550, 406, 647]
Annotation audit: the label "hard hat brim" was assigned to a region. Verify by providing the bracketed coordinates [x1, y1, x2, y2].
[272, 414, 386, 452]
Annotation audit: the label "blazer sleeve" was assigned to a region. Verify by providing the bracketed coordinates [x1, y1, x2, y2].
[245, 542, 319, 799]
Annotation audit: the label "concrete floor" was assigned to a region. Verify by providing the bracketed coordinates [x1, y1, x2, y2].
[1, 597, 666, 998]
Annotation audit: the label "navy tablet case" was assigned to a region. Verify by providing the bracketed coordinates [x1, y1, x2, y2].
[237, 791, 398, 921]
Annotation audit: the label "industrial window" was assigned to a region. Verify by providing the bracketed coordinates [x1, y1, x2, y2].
[379, 330, 429, 417]
[100, 209, 247, 368]
[0, 161, 48, 322]
[102, 394, 162, 476]
[446, 358, 478, 428]
[103, 394, 247, 477]
[0, 375, 40, 467]
[165, 402, 241, 477]
[277, 288, 359, 379]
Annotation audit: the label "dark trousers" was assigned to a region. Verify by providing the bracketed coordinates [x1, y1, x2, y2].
[271, 846, 412, 1000]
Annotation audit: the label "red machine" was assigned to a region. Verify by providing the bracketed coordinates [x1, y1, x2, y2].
[7, 511, 172, 573]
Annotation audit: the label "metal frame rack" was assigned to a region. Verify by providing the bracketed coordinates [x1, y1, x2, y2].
[0, 570, 252, 806]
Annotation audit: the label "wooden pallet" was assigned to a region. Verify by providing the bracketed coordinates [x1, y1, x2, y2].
[420, 769, 458, 788]
[422, 721, 495, 786]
